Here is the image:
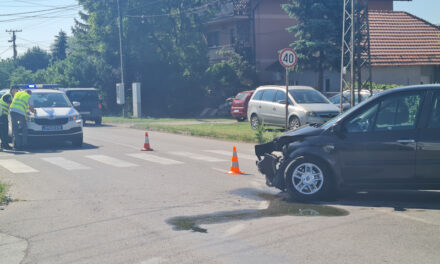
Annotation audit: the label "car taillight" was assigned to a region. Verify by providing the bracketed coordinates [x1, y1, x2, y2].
[99, 104, 102, 109]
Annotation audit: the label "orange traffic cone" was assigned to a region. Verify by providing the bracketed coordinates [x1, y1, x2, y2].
[225, 146, 244, 175]
[141, 132, 153, 151]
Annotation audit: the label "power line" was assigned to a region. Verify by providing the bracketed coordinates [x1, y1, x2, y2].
[0, 4, 79, 16]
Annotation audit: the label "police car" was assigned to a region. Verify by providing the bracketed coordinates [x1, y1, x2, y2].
[9, 88, 83, 146]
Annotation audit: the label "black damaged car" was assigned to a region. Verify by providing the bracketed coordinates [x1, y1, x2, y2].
[256, 85, 440, 201]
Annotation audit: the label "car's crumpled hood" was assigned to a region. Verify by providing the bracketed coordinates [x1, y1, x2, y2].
[255, 125, 324, 158]
[33, 107, 77, 118]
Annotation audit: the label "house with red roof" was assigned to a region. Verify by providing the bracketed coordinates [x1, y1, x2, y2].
[206, 0, 440, 93]
[368, 3, 440, 85]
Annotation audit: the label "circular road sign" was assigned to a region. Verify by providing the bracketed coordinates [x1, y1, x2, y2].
[279, 48, 298, 69]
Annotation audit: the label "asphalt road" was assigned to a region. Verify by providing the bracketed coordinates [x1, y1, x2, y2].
[0, 124, 439, 264]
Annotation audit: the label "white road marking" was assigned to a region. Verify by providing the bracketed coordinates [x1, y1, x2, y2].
[0, 159, 38, 173]
[127, 153, 183, 165]
[168, 151, 226, 162]
[41, 157, 90, 171]
[205, 150, 256, 161]
[85, 155, 138, 168]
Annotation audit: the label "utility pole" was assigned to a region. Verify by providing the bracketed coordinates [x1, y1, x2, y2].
[6, 29, 22, 60]
[340, 0, 372, 110]
[116, 0, 126, 117]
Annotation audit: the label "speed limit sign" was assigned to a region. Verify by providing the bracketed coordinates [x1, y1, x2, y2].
[279, 48, 298, 69]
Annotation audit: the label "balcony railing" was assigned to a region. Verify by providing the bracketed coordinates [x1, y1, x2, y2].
[213, 0, 251, 20]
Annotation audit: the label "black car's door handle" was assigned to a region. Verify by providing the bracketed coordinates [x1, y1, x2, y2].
[397, 139, 415, 144]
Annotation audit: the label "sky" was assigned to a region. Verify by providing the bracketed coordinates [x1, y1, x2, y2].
[0, 0, 439, 60]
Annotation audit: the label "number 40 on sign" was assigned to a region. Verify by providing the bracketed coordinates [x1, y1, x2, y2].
[279, 48, 297, 69]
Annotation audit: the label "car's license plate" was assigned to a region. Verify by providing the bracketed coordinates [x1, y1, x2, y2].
[233, 109, 239, 113]
[42, 125, 62, 131]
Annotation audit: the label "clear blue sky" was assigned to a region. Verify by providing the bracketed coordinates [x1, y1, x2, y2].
[0, 0, 439, 60]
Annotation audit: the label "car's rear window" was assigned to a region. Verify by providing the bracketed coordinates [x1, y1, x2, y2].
[289, 89, 328, 104]
[66, 90, 99, 102]
[235, 92, 249, 100]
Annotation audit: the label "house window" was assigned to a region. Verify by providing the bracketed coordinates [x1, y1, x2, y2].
[207, 32, 219, 47]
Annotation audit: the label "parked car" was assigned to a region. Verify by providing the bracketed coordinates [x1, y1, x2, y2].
[231, 90, 254, 121]
[328, 89, 371, 111]
[247, 86, 340, 130]
[255, 84, 440, 201]
[62, 88, 102, 125]
[9, 89, 83, 148]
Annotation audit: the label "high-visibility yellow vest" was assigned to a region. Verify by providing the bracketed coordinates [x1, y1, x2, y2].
[0, 92, 10, 116]
[10, 91, 31, 116]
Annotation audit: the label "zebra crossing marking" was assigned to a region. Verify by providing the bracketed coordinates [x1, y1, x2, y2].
[204, 150, 256, 161]
[85, 155, 138, 168]
[126, 153, 183, 165]
[41, 157, 90, 170]
[0, 159, 38, 173]
[167, 151, 226, 162]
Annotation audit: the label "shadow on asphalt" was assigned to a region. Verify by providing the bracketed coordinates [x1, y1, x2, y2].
[336, 190, 440, 211]
[230, 187, 440, 211]
[2, 142, 99, 155]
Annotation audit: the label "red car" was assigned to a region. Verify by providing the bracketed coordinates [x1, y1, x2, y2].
[230, 90, 254, 121]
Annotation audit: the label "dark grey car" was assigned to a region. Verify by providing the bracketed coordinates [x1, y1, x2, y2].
[256, 85, 440, 201]
[63, 88, 102, 125]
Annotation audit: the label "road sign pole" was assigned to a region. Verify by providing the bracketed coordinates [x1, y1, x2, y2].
[285, 68, 289, 130]
[279, 48, 297, 131]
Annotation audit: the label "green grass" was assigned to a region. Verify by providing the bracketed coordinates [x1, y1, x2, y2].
[0, 181, 8, 205]
[103, 117, 284, 143]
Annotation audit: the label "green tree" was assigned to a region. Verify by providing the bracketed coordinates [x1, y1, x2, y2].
[17, 47, 51, 72]
[283, 0, 342, 91]
[51, 30, 68, 61]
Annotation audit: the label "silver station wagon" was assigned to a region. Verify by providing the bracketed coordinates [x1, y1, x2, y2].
[247, 86, 340, 130]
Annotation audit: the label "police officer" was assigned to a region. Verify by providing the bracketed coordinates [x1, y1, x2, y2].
[0, 87, 19, 149]
[10, 89, 36, 149]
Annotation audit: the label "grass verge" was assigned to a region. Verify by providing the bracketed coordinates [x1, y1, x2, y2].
[103, 117, 284, 143]
[0, 181, 9, 205]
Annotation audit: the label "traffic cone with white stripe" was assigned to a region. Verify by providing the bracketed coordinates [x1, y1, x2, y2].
[225, 146, 244, 175]
[141, 132, 153, 151]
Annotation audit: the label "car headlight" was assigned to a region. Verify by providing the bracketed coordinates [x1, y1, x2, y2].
[306, 111, 317, 117]
[69, 115, 82, 121]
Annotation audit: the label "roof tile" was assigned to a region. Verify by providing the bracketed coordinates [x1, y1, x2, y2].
[369, 10, 440, 66]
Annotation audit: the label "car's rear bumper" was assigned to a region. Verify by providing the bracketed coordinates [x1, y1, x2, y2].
[231, 107, 247, 118]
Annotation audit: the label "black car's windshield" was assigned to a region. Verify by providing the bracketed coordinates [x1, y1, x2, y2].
[321, 97, 372, 129]
[289, 89, 328, 104]
[66, 90, 99, 102]
[30, 93, 71, 108]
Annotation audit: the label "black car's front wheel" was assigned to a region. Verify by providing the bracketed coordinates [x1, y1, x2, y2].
[285, 156, 334, 202]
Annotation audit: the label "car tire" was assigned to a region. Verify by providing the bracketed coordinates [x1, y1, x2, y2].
[285, 156, 334, 202]
[288, 116, 301, 130]
[95, 117, 102, 126]
[72, 134, 83, 147]
[250, 114, 260, 130]
[236, 117, 246, 122]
